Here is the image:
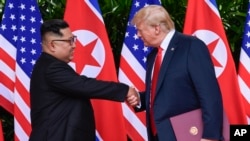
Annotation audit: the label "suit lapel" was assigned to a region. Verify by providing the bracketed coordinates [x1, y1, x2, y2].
[155, 32, 180, 94]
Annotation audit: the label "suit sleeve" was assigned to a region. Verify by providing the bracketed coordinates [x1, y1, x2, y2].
[134, 92, 146, 112]
[188, 38, 223, 139]
[45, 61, 128, 102]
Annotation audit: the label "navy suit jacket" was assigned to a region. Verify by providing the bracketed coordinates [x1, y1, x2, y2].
[29, 53, 128, 141]
[138, 31, 223, 141]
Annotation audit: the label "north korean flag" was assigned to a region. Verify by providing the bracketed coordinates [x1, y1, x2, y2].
[183, 0, 247, 124]
[64, 0, 127, 140]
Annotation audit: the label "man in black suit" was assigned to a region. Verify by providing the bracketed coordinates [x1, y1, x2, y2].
[29, 19, 139, 141]
[132, 5, 223, 141]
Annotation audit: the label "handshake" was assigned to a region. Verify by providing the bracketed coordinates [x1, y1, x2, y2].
[126, 86, 140, 107]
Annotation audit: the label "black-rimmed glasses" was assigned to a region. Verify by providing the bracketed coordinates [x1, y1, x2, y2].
[51, 36, 77, 45]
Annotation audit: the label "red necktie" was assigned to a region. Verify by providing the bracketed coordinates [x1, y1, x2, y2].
[150, 47, 162, 135]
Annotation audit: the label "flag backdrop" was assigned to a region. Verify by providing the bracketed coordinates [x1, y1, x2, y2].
[183, 0, 247, 124]
[0, 120, 3, 141]
[238, 1, 250, 124]
[118, 0, 161, 140]
[0, 0, 42, 140]
[64, 0, 127, 140]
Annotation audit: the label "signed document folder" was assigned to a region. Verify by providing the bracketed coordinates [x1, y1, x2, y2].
[170, 109, 229, 141]
[170, 109, 203, 141]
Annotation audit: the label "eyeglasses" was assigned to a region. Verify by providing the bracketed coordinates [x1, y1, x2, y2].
[51, 36, 77, 45]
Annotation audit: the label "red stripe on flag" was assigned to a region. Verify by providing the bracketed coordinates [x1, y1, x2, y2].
[0, 48, 15, 70]
[0, 48, 15, 114]
[124, 118, 145, 141]
[14, 104, 31, 136]
[15, 78, 30, 107]
[242, 97, 250, 116]
[123, 106, 147, 140]
[14, 134, 18, 141]
[0, 96, 13, 114]
[120, 56, 145, 90]
[238, 62, 250, 88]
[0, 72, 14, 92]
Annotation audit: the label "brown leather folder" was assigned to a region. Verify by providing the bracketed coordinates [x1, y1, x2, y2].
[170, 109, 229, 141]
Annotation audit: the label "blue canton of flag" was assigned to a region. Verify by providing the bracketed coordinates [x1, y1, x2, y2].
[124, 0, 161, 69]
[208, 0, 218, 9]
[241, 3, 250, 55]
[0, 0, 42, 77]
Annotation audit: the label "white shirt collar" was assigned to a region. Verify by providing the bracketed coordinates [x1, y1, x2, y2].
[160, 29, 175, 51]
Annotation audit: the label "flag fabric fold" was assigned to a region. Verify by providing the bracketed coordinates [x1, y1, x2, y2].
[183, 0, 247, 124]
[118, 0, 161, 140]
[238, 1, 250, 124]
[0, 0, 43, 140]
[64, 0, 127, 140]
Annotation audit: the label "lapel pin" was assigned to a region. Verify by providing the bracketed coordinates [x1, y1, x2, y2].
[171, 47, 175, 51]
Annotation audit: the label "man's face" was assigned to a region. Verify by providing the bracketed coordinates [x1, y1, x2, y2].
[49, 28, 76, 63]
[136, 22, 157, 47]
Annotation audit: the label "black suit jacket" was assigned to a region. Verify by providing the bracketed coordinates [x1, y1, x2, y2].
[29, 53, 128, 141]
[138, 31, 223, 141]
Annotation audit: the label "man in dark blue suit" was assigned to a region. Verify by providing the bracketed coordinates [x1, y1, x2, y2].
[132, 5, 223, 141]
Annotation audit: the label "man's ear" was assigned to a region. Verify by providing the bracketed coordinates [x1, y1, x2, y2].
[49, 41, 56, 52]
[44, 41, 56, 53]
[50, 41, 54, 48]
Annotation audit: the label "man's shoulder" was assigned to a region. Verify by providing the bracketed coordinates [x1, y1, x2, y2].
[174, 32, 206, 45]
[175, 31, 198, 40]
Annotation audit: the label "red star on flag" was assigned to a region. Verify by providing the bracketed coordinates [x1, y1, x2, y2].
[207, 38, 223, 68]
[73, 39, 100, 73]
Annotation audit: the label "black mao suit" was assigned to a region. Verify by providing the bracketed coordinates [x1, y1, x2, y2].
[29, 52, 128, 141]
[138, 31, 223, 141]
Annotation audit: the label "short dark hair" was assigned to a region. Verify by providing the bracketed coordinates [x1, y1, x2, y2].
[40, 19, 69, 39]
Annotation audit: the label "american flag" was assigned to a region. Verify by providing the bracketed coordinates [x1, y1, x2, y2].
[238, 1, 250, 124]
[0, 0, 42, 140]
[118, 0, 161, 140]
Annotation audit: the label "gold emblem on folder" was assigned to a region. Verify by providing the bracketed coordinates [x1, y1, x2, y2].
[189, 126, 198, 135]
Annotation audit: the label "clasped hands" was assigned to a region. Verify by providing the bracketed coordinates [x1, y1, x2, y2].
[126, 86, 140, 107]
